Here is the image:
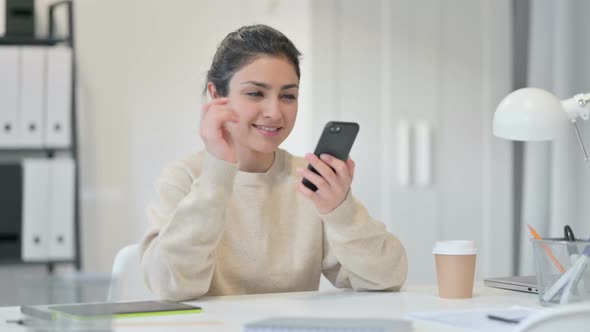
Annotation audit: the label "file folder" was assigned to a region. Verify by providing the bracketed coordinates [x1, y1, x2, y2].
[19, 46, 46, 147]
[48, 158, 75, 260]
[0, 46, 20, 147]
[0, 163, 23, 261]
[0, 4, 5, 36]
[44, 46, 72, 148]
[21, 159, 50, 261]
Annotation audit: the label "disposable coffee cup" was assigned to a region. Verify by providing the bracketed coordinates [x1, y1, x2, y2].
[433, 240, 477, 299]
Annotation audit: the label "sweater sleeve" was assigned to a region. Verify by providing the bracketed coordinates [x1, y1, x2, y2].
[140, 153, 238, 301]
[320, 192, 408, 291]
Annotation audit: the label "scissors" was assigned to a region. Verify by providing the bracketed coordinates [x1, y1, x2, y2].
[564, 225, 579, 256]
[565, 225, 576, 241]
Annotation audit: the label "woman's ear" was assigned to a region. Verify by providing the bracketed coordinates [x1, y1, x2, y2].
[207, 82, 220, 99]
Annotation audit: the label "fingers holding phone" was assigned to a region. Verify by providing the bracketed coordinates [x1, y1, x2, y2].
[296, 121, 359, 214]
[200, 98, 240, 163]
[296, 153, 356, 214]
[320, 153, 355, 179]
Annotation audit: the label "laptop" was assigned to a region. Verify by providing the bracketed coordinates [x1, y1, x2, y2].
[484, 275, 539, 294]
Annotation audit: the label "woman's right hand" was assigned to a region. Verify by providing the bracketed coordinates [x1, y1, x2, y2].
[200, 98, 240, 164]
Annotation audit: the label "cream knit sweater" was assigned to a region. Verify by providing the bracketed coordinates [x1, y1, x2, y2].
[140, 149, 407, 301]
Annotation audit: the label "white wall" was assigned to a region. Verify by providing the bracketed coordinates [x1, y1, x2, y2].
[518, 0, 590, 275]
[1, 0, 514, 287]
[74, 0, 312, 273]
[311, 0, 513, 283]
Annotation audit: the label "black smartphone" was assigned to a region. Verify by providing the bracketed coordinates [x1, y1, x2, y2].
[302, 121, 360, 192]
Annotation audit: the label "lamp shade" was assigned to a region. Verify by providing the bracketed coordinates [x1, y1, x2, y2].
[493, 88, 570, 141]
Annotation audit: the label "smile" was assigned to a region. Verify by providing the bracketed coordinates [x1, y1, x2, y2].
[253, 124, 281, 132]
[253, 124, 282, 136]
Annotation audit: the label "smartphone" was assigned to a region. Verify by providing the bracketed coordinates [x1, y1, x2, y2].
[302, 121, 360, 192]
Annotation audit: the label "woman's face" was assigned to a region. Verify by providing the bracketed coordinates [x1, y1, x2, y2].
[225, 55, 299, 155]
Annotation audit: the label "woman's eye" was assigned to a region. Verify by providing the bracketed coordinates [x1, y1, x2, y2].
[281, 94, 297, 101]
[246, 91, 264, 97]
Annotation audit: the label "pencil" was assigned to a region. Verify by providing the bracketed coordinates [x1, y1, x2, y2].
[527, 224, 565, 274]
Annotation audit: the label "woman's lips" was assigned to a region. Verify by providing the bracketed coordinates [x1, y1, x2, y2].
[253, 124, 282, 137]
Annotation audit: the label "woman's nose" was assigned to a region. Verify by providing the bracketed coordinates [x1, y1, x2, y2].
[262, 100, 282, 119]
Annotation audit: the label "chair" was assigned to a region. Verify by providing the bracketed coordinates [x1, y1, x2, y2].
[515, 302, 590, 331]
[108, 244, 155, 302]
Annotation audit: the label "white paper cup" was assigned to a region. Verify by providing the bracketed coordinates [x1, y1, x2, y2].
[433, 241, 477, 299]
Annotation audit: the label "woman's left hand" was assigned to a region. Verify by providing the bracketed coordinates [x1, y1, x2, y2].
[296, 153, 356, 214]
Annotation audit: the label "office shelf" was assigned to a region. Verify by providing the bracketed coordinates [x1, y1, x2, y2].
[0, 1, 81, 273]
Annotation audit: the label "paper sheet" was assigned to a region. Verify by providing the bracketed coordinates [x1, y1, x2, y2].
[407, 306, 539, 332]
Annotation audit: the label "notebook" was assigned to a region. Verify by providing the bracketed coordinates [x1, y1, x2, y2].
[243, 317, 413, 332]
[483, 275, 539, 294]
[21, 300, 202, 320]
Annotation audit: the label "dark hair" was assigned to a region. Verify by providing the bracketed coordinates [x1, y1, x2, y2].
[205, 24, 302, 97]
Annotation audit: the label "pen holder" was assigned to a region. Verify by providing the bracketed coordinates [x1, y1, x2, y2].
[531, 239, 590, 306]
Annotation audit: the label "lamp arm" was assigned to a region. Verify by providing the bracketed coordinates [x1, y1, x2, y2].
[561, 93, 590, 122]
[562, 93, 590, 161]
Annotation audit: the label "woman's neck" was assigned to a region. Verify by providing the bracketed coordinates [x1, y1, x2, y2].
[236, 148, 275, 173]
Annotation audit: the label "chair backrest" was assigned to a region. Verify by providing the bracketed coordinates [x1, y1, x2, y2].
[108, 244, 156, 302]
[515, 303, 590, 332]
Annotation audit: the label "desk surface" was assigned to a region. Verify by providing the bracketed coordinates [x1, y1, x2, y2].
[0, 283, 541, 331]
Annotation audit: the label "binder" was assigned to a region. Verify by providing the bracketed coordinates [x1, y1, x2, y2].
[244, 318, 413, 332]
[48, 158, 75, 260]
[0, 3, 5, 36]
[0, 163, 23, 261]
[21, 159, 50, 261]
[44, 46, 72, 148]
[19, 46, 46, 148]
[0, 46, 20, 147]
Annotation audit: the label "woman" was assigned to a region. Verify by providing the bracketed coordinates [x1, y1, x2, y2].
[141, 24, 407, 301]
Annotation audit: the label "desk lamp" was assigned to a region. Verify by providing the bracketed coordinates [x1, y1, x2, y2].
[493, 87, 590, 160]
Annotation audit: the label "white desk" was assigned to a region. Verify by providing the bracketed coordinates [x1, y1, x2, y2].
[0, 283, 542, 331]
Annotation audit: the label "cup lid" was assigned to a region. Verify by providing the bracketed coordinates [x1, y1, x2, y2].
[433, 240, 477, 255]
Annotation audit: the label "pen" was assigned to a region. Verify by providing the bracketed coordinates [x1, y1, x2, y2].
[487, 314, 521, 324]
[543, 254, 584, 302]
[6, 319, 26, 325]
[527, 224, 566, 274]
